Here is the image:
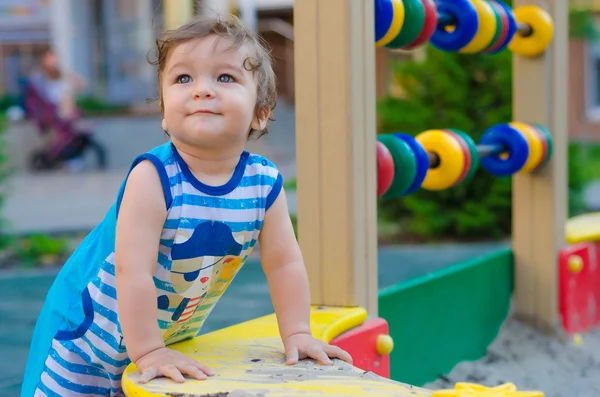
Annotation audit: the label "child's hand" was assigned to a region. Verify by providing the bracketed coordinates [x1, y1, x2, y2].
[283, 333, 353, 366]
[135, 347, 215, 384]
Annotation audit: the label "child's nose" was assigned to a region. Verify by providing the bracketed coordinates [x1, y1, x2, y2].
[193, 78, 216, 99]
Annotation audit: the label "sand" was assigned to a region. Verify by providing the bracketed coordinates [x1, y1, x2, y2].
[424, 315, 600, 397]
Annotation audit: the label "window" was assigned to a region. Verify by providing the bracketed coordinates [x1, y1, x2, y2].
[585, 17, 600, 121]
[586, 42, 600, 120]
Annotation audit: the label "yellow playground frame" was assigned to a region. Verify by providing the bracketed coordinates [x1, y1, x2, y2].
[122, 0, 567, 395]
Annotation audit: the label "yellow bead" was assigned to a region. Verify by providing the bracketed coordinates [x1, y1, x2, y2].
[376, 0, 405, 47]
[508, 5, 554, 58]
[460, 0, 497, 53]
[416, 129, 466, 191]
[433, 382, 545, 397]
[376, 334, 394, 355]
[510, 122, 543, 174]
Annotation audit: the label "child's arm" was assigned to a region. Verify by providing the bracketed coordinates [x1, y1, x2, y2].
[115, 160, 214, 383]
[259, 188, 353, 366]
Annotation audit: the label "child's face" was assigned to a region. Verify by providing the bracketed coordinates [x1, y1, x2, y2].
[161, 35, 265, 151]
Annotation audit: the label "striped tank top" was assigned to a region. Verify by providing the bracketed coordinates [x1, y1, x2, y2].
[21, 142, 283, 397]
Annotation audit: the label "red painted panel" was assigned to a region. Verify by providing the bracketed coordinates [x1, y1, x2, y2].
[330, 317, 391, 378]
[559, 242, 600, 334]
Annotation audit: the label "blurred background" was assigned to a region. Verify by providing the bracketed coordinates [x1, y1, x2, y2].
[0, 0, 599, 395]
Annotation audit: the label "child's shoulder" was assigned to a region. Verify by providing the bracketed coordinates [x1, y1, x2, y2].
[144, 142, 176, 164]
[243, 152, 283, 208]
[244, 152, 281, 178]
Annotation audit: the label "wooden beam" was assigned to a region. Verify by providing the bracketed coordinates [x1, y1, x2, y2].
[512, 0, 568, 330]
[294, 0, 378, 314]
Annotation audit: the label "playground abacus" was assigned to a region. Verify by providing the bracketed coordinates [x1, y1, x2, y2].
[374, 0, 555, 198]
[375, 0, 554, 57]
[376, 123, 553, 197]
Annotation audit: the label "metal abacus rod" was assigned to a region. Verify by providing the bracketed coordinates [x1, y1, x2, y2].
[437, 10, 533, 37]
[427, 144, 504, 168]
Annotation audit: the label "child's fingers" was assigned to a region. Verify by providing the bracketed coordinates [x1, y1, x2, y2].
[324, 345, 353, 364]
[192, 361, 215, 376]
[307, 345, 332, 365]
[162, 364, 185, 383]
[285, 347, 299, 365]
[138, 368, 159, 384]
[183, 365, 207, 381]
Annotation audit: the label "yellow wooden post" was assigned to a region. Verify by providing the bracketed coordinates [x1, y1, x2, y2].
[164, 0, 194, 30]
[512, 1, 568, 330]
[293, 0, 378, 314]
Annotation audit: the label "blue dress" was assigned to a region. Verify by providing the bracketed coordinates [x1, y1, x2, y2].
[21, 142, 282, 397]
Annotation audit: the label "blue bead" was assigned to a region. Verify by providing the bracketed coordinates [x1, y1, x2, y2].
[392, 133, 429, 195]
[480, 124, 530, 177]
[430, 0, 479, 52]
[375, 0, 395, 42]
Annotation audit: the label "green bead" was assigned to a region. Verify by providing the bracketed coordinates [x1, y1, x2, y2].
[385, 0, 425, 49]
[483, 2, 504, 52]
[533, 123, 553, 166]
[450, 129, 479, 184]
[378, 134, 418, 199]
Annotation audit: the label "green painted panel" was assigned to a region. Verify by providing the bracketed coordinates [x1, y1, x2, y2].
[378, 248, 514, 386]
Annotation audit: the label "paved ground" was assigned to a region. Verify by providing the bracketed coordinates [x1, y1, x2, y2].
[2, 103, 297, 234]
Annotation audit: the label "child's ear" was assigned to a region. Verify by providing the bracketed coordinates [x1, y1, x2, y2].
[162, 118, 167, 131]
[251, 108, 270, 131]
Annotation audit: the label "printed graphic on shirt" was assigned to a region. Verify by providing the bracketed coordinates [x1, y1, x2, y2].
[158, 221, 247, 342]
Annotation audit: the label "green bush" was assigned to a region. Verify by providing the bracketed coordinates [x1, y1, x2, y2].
[14, 233, 70, 267]
[0, 95, 19, 113]
[569, 7, 600, 40]
[0, 94, 127, 116]
[377, 44, 513, 241]
[76, 96, 128, 116]
[376, 40, 600, 242]
[569, 141, 600, 216]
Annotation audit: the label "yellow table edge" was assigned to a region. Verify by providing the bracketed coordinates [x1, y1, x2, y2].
[122, 306, 373, 396]
[565, 212, 600, 244]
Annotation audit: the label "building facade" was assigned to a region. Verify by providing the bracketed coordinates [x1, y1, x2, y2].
[0, 0, 162, 105]
[0, 0, 294, 106]
[569, 18, 600, 141]
[0, 0, 52, 96]
[49, 0, 160, 105]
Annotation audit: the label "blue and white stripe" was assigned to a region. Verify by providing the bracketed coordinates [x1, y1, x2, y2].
[32, 143, 282, 396]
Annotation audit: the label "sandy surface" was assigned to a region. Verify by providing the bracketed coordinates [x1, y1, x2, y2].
[424, 315, 600, 397]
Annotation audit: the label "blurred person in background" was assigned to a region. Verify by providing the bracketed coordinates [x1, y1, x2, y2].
[24, 49, 105, 171]
[30, 48, 86, 123]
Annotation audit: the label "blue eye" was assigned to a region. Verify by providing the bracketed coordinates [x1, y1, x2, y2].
[177, 74, 191, 84]
[218, 74, 235, 83]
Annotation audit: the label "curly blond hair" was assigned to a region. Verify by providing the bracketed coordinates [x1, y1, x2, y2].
[148, 14, 277, 138]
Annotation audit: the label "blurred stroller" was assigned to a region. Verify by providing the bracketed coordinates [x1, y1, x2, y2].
[19, 75, 107, 171]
